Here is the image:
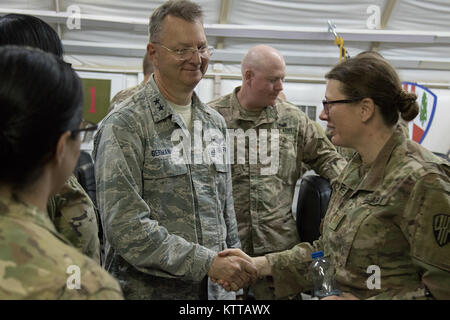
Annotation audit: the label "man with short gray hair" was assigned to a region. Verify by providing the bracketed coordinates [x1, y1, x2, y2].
[94, 0, 256, 300]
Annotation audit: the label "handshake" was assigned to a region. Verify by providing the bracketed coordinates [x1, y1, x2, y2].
[208, 248, 271, 292]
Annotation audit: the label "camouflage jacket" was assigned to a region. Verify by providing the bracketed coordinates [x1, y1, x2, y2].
[0, 193, 123, 299]
[208, 88, 346, 255]
[266, 127, 450, 299]
[108, 81, 146, 114]
[93, 77, 240, 300]
[47, 175, 101, 264]
[326, 120, 410, 162]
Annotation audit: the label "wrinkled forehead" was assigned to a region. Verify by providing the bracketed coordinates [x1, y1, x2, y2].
[254, 58, 286, 78]
[160, 15, 206, 43]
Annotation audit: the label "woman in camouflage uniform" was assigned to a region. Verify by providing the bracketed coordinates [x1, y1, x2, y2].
[0, 14, 101, 263]
[222, 54, 450, 299]
[0, 47, 122, 299]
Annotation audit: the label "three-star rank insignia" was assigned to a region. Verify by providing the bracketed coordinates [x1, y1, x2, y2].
[433, 214, 450, 247]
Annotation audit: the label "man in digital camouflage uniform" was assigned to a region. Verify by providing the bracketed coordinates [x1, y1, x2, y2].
[208, 45, 346, 299]
[93, 0, 256, 300]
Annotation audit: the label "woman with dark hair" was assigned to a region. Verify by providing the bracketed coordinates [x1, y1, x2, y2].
[0, 46, 122, 299]
[0, 13, 101, 264]
[222, 55, 450, 299]
[0, 13, 63, 56]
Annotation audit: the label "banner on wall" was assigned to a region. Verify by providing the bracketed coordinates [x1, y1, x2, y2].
[402, 82, 437, 144]
[81, 78, 111, 124]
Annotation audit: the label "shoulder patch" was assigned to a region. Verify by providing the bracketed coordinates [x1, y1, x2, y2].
[433, 214, 450, 247]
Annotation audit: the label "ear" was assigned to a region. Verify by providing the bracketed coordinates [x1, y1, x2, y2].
[147, 43, 157, 65]
[54, 131, 72, 166]
[244, 69, 253, 85]
[360, 97, 375, 123]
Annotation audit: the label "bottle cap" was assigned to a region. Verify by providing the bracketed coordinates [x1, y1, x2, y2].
[311, 251, 324, 259]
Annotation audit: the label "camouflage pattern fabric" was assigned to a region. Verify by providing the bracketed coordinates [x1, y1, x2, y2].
[325, 118, 410, 162]
[108, 81, 146, 114]
[208, 87, 346, 256]
[47, 175, 100, 264]
[0, 193, 123, 299]
[93, 77, 240, 300]
[266, 126, 450, 299]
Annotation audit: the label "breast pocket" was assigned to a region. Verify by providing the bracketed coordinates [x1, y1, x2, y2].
[142, 154, 189, 221]
[212, 162, 229, 207]
[275, 132, 298, 184]
[325, 193, 390, 269]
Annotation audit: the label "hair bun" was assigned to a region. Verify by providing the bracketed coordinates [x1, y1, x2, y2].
[397, 90, 419, 121]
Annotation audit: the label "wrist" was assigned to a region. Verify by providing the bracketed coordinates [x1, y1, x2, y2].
[252, 256, 271, 278]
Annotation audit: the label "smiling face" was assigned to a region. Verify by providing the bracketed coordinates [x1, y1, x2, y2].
[319, 79, 362, 148]
[150, 15, 209, 92]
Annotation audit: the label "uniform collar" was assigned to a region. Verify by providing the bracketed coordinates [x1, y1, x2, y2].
[341, 126, 405, 192]
[229, 86, 278, 125]
[0, 192, 65, 240]
[146, 75, 211, 123]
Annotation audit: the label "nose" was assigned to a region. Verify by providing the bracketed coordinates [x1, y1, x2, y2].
[274, 79, 283, 91]
[319, 108, 328, 121]
[188, 48, 203, 64]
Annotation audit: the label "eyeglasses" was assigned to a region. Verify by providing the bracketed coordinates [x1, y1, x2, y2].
[322, 98, 363, 115]
[71, 124, 98, 135]
[153, 43, 214, 61]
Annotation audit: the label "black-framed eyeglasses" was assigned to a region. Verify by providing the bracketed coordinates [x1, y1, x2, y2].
[322, 98, 363, 115]
[71, 124, 98, 136]
[153, 42, 214, 61]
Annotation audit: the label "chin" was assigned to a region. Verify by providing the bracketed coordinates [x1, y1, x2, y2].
[182, 73, 203, 86]
[331, 135, 341, 146]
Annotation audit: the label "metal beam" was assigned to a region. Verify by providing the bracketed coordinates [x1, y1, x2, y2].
[216, 0, 231, 50]
[382, 0, 397, 29]
[62, 41, 450, 71]
[1, 9, 449, 44]
[219, 0, 230, 24]
[370, 0, 397, 51]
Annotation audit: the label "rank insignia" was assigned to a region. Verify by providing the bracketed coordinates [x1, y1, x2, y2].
[433, 214, 450, 247]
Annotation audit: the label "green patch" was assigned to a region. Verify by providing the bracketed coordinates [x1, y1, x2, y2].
[433, 214, 450, 247]
[81, 78, 111, 124]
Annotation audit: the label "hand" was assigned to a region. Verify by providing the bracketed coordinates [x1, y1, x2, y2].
[217, 249, 271, 278]
[208, 250, 257, 292]
[212, 249, 272, 291]
[217, 248, 253, 263]
[321, 292, 360, 300]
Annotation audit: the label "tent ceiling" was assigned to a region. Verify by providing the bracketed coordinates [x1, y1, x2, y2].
[1, 0, 450, 79]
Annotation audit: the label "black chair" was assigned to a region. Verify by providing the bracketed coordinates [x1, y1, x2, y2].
[294, 175, 332, 244]
[73, 150, 104, 262]
[73, 150, 97, 206]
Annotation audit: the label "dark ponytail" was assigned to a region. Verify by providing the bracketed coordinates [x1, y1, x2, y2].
[0, 46, 82, 189]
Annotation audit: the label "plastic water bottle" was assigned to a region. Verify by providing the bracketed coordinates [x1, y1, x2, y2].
[309, 251, 341, 299]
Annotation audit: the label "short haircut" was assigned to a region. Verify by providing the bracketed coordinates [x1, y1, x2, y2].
[0, 13, 63, 57]
[142, 51, 154, 76]
[148, 0, 203, 43]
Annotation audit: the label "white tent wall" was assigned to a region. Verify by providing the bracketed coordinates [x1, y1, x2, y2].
[1, 0, 449, 155]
